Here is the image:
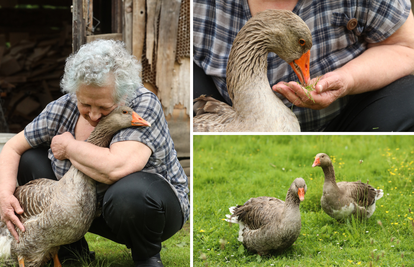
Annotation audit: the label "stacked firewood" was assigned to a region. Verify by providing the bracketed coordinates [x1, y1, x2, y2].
[0, 27, 71, 133]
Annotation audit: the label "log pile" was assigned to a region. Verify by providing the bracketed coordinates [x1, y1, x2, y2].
[0, 25, 71, 133]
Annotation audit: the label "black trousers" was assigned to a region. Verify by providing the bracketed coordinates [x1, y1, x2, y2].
[17, 147, 183, 261]
[193, 62, 414, 132]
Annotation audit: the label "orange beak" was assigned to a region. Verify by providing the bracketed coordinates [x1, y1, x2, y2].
[312, 157, 320, 168]
[298, 188, 305, 201]
[289, 50, 310, 86]
[131, 111, 151, 127]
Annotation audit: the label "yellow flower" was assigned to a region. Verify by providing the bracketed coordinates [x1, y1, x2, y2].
[386, 211, 389, 213]
[357, 262, 361, 265]
[395, 223, 398, 225]
[200, 229, 205, 233]
[348, 260, 353, 263]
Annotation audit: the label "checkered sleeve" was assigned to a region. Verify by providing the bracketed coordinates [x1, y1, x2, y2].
[362, 0, 411, 43]
[24, 94, 77, 148]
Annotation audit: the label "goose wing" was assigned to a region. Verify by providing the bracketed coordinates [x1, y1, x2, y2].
[193, 95, 236, 132]
[232, 196, 284, 230]
[337, 181, 377, 207]
[14, 178, 57, 222]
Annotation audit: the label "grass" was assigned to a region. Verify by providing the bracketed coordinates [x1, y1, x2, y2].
[193, 135, 414, 267]
[44, 221, 190, 267]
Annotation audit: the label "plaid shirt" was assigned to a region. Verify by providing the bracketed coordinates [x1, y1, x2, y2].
[24, 87, 189, 223]
[194, 0, 411, 131]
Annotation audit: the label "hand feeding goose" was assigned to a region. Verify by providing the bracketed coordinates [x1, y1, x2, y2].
[312, 153, 384, 221]
[225, 178, 307, 255]
[0, 106, 150, 267]
[193, 9, 312, 132]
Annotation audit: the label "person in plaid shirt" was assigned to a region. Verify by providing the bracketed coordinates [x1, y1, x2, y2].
[194, 0, 414, 131]
[0, 40, 189, 267]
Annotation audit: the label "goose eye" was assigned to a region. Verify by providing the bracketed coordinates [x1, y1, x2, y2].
[299, 39, 306, 46]
[122, 110, 128, 114]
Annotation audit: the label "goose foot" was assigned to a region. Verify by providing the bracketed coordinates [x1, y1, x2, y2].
[53, 253, 62, 267]
[18, 255, 24, 267]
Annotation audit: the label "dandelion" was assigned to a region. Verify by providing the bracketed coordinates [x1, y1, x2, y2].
[200, 229, 205, 233]
[357, 262, 361, 265]
[386, 211, 389, 213]
[348, 260, 353, 263]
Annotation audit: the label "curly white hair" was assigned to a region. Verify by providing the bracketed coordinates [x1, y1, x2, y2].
[60, 39, 142, 104]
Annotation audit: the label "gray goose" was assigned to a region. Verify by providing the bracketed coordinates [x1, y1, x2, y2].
[312, 153, 384, 220]
[193, 9, 312, 132]
[0, 106, 150, 267]
[225, 178, 307, 255]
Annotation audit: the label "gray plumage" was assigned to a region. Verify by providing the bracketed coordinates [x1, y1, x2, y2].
[0, 106, 148, 267]
[225, 178, 307, 255]
[312, 153, 384, 220]
[193, 9, 312, 132]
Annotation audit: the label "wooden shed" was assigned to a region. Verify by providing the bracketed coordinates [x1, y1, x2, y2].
[0, 0, 190, 174]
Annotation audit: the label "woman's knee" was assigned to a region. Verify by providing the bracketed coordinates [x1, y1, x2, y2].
[17, 147, 56, 185]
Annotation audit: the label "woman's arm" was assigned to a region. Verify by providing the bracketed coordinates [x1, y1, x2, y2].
[51, 132, 152, 184]
[0, 131, 32, 241]
[273, 11, 414, 110]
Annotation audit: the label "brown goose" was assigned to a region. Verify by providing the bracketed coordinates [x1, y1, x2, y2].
[193, 9, 312, 132]
[0, 106, 150, 267]
[312, 153, 384, 220]
[225, 178, 307, 255]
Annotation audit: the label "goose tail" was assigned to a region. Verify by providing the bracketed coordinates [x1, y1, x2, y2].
[224, 206, 239, 224]
[0, 222, 13, 262]
[375, 189, 384, 200]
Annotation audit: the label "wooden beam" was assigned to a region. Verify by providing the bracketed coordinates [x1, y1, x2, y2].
[132, 0, 145, 61]
[86, 0, 94, 35]
[112, 0, 123, 33]
[123, 0, 133, 54]
[86, 33, 123, 43]
[146, 0, 161, 68]
[72, 0, 86, 52]
[156, 0, 182, 110]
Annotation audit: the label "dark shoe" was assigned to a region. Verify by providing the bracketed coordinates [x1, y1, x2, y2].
[134, 253, 164, 267]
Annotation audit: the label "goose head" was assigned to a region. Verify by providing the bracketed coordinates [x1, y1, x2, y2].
[230, 9, 312, 86]
[98, 106, 151, 130]
[312, 153, 331, 168]
[290, 177, 307, 201]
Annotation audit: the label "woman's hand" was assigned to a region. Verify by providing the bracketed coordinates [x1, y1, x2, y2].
[0, 193, 25, 242]
[51, 132, 75, 161]
[272, 70, 352, 110]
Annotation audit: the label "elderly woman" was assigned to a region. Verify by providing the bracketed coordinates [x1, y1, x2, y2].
[0, 39, 189, 267]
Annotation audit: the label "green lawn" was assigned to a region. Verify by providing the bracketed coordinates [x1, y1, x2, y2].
[193, 135, 414, 267]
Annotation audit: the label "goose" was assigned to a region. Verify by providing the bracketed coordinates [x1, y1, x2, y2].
[225, 178, 307, 255]
[193, 9, 312, 132]
[0, 106, 150, 267]
[312, 153, 384, 220]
